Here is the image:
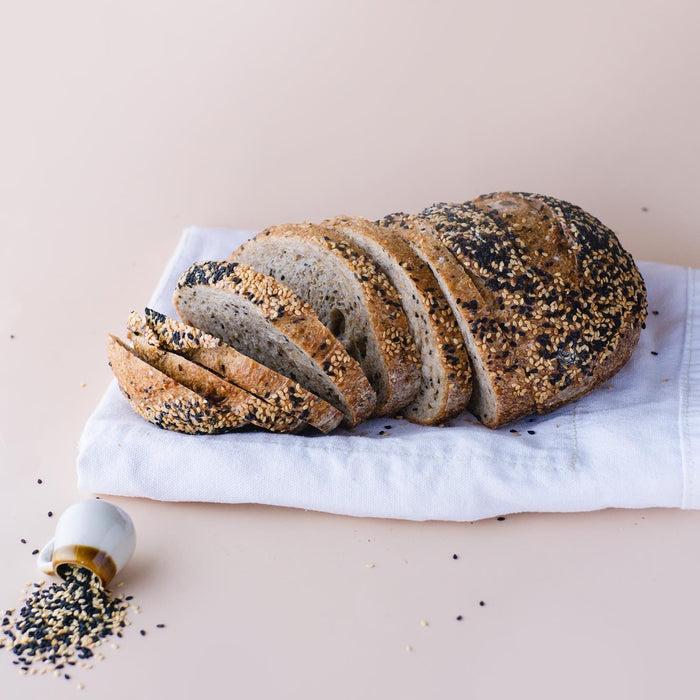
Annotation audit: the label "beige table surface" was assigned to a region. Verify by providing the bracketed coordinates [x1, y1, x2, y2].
[1, 1, 699, 698]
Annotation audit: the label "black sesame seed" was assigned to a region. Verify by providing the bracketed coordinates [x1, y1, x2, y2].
[31, 549, 39, 555]
[527, 430, 536, 435]
[456, 615, 463, 621]
[651, 351, 658, 356]
[652, 310, 659, 315]
[384, 425, 392, 430]
[47, 511, 53, 517]
[509, 429, 517, 433]
[497, 516, 506, 521]
[20, 538, 26, 544]
[452, 554, 458, 560]
[378, 431, 386, 436]
[36, 479, 42, 484]
[140, 629, 146, 636]
[156, 623, 166, 628]
[479, 601, 486, 606]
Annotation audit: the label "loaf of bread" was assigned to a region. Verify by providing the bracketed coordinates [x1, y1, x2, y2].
[108, 192, 647, 435]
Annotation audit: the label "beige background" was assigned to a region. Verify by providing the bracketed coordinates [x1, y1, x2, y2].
[1, 1, 699, 698]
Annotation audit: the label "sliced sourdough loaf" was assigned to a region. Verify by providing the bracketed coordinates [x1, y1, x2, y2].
[172, 260, 376, 427]
[320, 215, 471, 424]
[420, 193, 647, 416]
[471, 191, 647, 411]
[127, 322, 304, 433]
[107, 334, 242, 434]
[230, 222, 421, 417]
[128, 309, 342, 433]
[379, 213, 532, 427]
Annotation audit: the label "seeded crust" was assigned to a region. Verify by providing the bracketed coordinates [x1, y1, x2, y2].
[107, 334, 241, 434]
[173, 260, 376, 427]
[422, 193, 647, 416]
[128, 309, 343, 434]
[470, 192, 647, 410]
[320, 215, 472, 424]
[379, 213, 532, 427]
[231, 222, 421, 417]
[127, 322, 304, 433]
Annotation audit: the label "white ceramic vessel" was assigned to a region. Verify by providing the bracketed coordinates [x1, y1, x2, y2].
[38, 499, 136, 587]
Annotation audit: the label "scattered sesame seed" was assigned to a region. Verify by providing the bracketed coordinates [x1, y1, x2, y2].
[651, 351, 658, 356]
[384, 425, 392, 430]
[456, 615, 463, 621]
[527, 430, 535, 435]
[497, 516, 506, 521]
[365, 563, 375, 569]
[20, 538, 26, 544]
[139, 630, 146, 637]
[47, 511, 53, 517]
[652, 310, 659, 315]
[10, 334, 14, 339]
[420, 620, 429, 627]
[641, 207, 649, 212]
[31, 549, 39, 555]
[452, 554, 458, 560]
[80, 383, 87, 388]
[77, 682, 85, 690]
[36, 479, 42, 485]
[479, 601, 486, 606]
[405, 645, 412, 652]
[156, 624, 166, 628]
[1, 566, 131, 680]
[378, 431, 386, 435]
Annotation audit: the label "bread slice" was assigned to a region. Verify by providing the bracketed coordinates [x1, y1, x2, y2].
[128, 309, 343, 434]
[230, 222, 421, 416]
[379, 213, 532, 427]
[107, 334, 242, 434]
[473, 191, 647, 410]
[172, 260, 376, 427]
[127, 325, 304, 433]
[320, 215, 471, 424]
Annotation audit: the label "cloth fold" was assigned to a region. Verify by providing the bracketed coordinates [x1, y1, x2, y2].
[77, 227, 700, 521]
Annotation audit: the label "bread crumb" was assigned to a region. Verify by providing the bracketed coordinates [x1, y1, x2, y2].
[365, 563, 375, 569]
[420, 620, 429, 627]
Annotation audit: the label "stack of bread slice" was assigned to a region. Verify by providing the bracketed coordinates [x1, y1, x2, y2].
[108, 192, 647, 434]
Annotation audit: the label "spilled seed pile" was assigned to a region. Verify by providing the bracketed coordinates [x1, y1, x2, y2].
[0, 565, 132, 682]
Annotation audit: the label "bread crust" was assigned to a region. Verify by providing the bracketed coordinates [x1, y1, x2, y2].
[232, 222, 421, 417]
[129, 309, 343, 434]
[322, 215, 471, 424]
[472, 192, 647, 412]
[107, 334, 241, 434]
[380, 213, 533, 427]
[173, 260, 376, 427]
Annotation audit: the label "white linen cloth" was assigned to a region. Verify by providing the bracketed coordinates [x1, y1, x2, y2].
[77, 227, 700, 521]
